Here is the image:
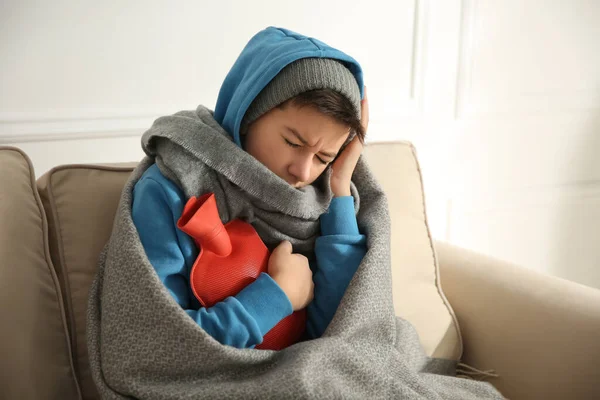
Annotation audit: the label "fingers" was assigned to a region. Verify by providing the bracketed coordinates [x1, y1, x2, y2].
[330, 135, 363, 197]
[274, 240, 293, 255]
[329, 84, 368, 197]
[361, 85, 369, 132]
[294, 252, 308, 262]
[301, 280, 315, 309]
[332, 135, 363, 180]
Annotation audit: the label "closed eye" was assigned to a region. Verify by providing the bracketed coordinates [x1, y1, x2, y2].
[284, 138, 301, 148]
[284, 137, 330, 165]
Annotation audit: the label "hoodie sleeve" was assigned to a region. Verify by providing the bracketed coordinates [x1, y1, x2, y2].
[306, 196, 367, 339]
[132, 173, 292, 348]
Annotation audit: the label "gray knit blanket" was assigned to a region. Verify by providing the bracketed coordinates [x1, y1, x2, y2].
[86, 105, 503, 399]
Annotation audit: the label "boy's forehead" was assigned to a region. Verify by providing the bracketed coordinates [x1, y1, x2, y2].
[279, 102, 348, 130]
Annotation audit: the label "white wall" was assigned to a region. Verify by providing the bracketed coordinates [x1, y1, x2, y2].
[1, 0, 423, 160]
[2, 1, 599, 288]
[447, 0, 600, 288]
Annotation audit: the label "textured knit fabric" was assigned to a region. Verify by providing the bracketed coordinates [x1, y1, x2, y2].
[242, 57, 362, 131]
[86, 105, 503, 399]
[214, 26, 364, 147]
[131, 164, 366, 347]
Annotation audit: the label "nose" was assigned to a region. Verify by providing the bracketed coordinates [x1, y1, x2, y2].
[288, 155, 312, 184]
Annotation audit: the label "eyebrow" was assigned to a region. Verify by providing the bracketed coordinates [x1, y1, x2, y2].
[284, 126, 338, 159]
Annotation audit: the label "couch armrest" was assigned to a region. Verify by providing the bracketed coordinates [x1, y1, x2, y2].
[435, 240, 600, 400]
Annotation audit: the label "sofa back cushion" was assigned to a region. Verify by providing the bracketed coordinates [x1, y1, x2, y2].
[37, 163, 135, 400]
[363, 142, 461, 360]
[0, 147, 80, 400]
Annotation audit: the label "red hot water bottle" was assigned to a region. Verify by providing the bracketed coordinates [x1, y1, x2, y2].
[177, 193, 306, 350]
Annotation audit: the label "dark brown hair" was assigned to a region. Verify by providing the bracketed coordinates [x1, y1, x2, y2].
[282, 89, 365, 143]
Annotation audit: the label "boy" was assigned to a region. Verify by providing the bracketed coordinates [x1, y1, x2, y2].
[132, 26, 368, 348]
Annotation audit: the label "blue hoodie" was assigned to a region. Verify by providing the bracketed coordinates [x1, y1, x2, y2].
[132, 27, 367, 348]
[215, 27, 364, 147]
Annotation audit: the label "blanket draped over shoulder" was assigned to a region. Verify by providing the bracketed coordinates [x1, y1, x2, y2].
[86, 105, 503, 399]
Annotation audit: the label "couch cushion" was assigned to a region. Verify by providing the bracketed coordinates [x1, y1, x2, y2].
[37, 163, 136, 400]
[0, 146, 81, 400]
[363, 142, 461, 360]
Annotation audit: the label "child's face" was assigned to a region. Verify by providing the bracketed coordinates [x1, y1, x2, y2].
[244, 102, 350, 188]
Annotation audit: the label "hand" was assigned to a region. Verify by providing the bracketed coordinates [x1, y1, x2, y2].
[330, 85, 369, 197]
[268, 241, 314, 311]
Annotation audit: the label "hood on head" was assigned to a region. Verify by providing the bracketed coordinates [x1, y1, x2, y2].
[214, 27, 364, 147]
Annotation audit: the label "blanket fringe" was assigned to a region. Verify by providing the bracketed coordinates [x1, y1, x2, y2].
[456, 362, 499, 381]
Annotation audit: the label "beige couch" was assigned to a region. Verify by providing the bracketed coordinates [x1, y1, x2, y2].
[1, 142, 599, 400]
